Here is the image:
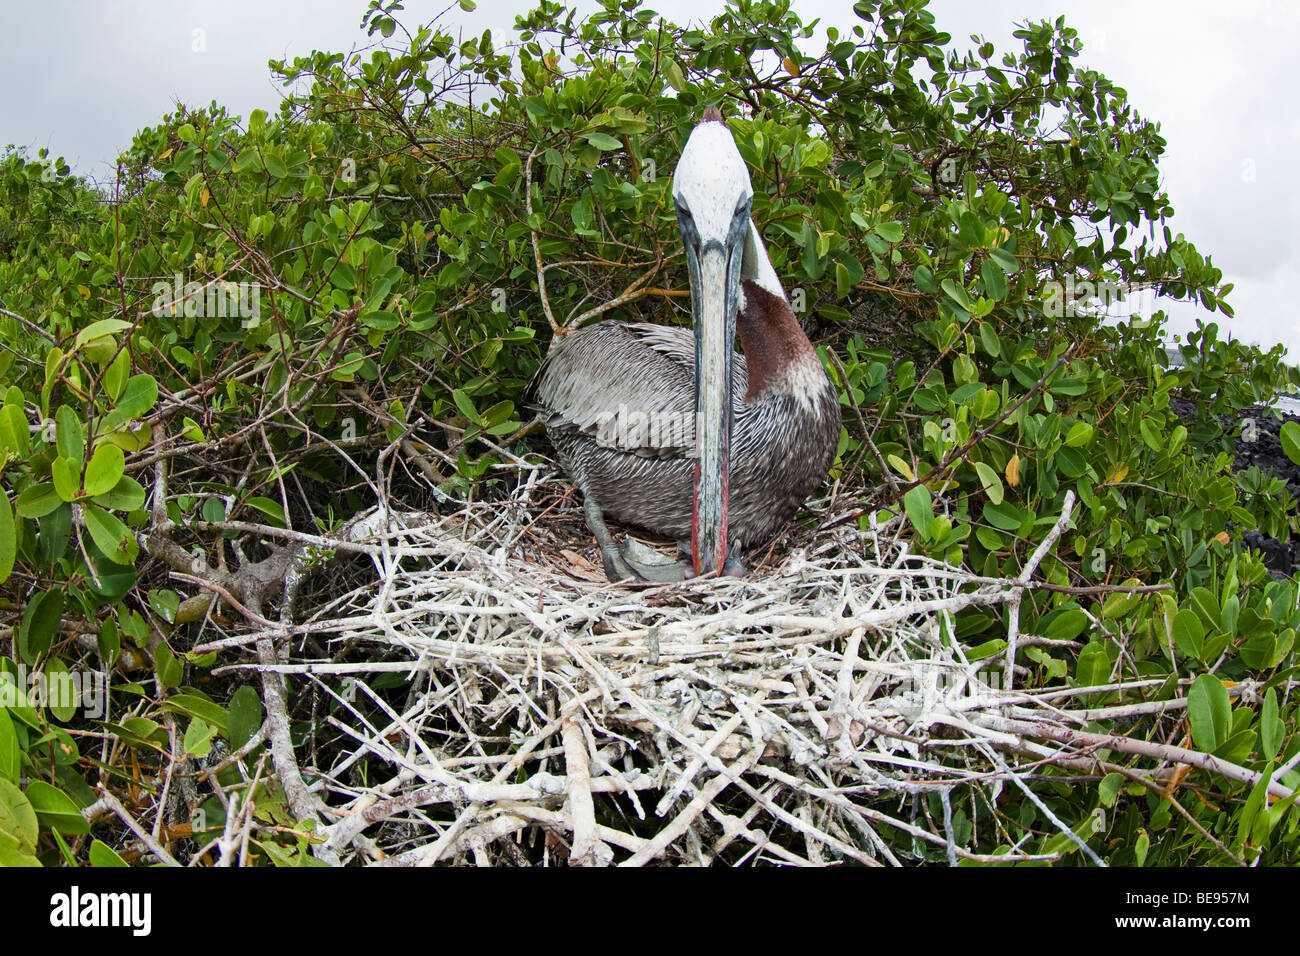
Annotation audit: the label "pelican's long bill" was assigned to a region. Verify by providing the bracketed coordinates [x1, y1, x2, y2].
[672, 110, 754, 576]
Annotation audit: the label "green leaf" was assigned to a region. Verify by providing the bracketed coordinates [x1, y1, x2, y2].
[302, 172, 325, 201]
[1220, 594, 1239, 636]
[902, 484, 932, 539]
[965, 638, 1006, 661]
[163, 693, 230, 734]
[1042, 608, 1088, 641]
[180, 417, 205, 442]
[149, 588, 179, 624]
[74, 319, 132, 349]
[25, 780, 89, 834]
[86, 544, 136, 600]
[44, 658, 78, 722]
[98, 617, 121, 668]
[480, 401, 514, 427]
[0, 404, 30, 458]
[103, 347, 129, 402]
[979, 258, 1007, 300]
[1064, 422, 1094, 447]
[101, 373, 158, 431]
[83, 443, 125, 497]
[971, 387, 1000, 420]
[1260, 688, 1283, 760]
[1040, 807, 1104, 859]
[245, 497, 286, 523]
[1282, 421, 1300, 466]
[19, 587, 64, 664]
[1100, 585, 1143, 620]
[1074, 641, 1111, 687]
[1189, 587, 1220, 630]
[0, 777, 38, 853]
[0, 709, 19, 782]
[1098, 772, 1124, 808]
[115, 374, 159, 418]
[0, 491, 14, 585]
[155, 645, 183, 690]
[330, 261, 357, 290]
[183, 717, 216, 758]
[584, 132, 623, 151]
[89, 839, 128, 867]
[989, 247, 1019, 273]
[55, 405, 83, 465]
[912, 264, 936, 293]
[15, 483, 63, 518]
[82, 504, 138, 564]
[663, 59, 686, 92]
[0, 833, 40, 867]
[452, 388, 482, 426]
[1187, 674, 1230, 753]
[873, 222, 903, 243]
[234, 148, 260, 173]
[978, 322, 1000, 358]
[973, 461, 1004, 505]
[940, 278, 971, 309]
[91, 475, 146, 512]
[1138, 418, 1162, 452]
[228, 685, 264, 749]
[109, 717, 166, 750]
[1171, 609, 1205, 660]
[982, 500, 1025, 532]
[264, 151, 288, 179]
[51, 456, 80, 502]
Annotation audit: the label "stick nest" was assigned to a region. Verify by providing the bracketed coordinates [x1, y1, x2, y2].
[198, 469, 1214, 867]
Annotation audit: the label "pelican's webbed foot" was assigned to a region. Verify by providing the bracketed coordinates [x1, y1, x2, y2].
[619, 538, 688, 583]
[681, 543, 747, 579]
[581, 496, 746, 582]
[721, 553, 747, 577]
[582, 495, 687, 583]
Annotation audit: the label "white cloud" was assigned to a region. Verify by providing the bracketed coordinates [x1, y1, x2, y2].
[1, 0, 1294, 357]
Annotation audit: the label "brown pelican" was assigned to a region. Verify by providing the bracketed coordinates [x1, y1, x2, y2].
[526, 108, 840, 580]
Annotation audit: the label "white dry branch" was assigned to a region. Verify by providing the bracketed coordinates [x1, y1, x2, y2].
[208, 473, 1294, 866]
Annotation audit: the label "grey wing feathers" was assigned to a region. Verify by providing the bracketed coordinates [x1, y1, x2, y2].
[524, 323, 709, 459]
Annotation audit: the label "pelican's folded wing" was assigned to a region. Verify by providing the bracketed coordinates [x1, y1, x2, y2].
[525, 322, 722, 459]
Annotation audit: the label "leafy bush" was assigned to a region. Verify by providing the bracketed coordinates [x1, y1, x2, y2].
[0, 0, 1296, 865]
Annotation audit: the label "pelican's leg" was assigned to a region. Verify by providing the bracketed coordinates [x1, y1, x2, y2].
[582, 495, 686, 583]
[680, 540, 747, 578]
[582, 495, 633, 580]
[721, 552, 746, 577]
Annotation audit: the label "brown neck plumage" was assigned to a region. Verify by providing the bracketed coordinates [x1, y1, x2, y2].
[736, 279, 816, 403]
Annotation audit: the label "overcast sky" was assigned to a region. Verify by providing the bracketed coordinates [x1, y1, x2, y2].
[2, 1, 1296, 359]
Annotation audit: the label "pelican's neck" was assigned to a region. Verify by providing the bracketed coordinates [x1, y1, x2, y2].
[737, 280, 826, 410]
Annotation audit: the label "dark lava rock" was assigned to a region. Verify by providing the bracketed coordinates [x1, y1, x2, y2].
[1172, 400, 1300, 579]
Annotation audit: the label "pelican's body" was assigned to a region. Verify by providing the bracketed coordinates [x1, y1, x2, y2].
[527, 109, 840, 579]
[529, 294, 839, 548]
